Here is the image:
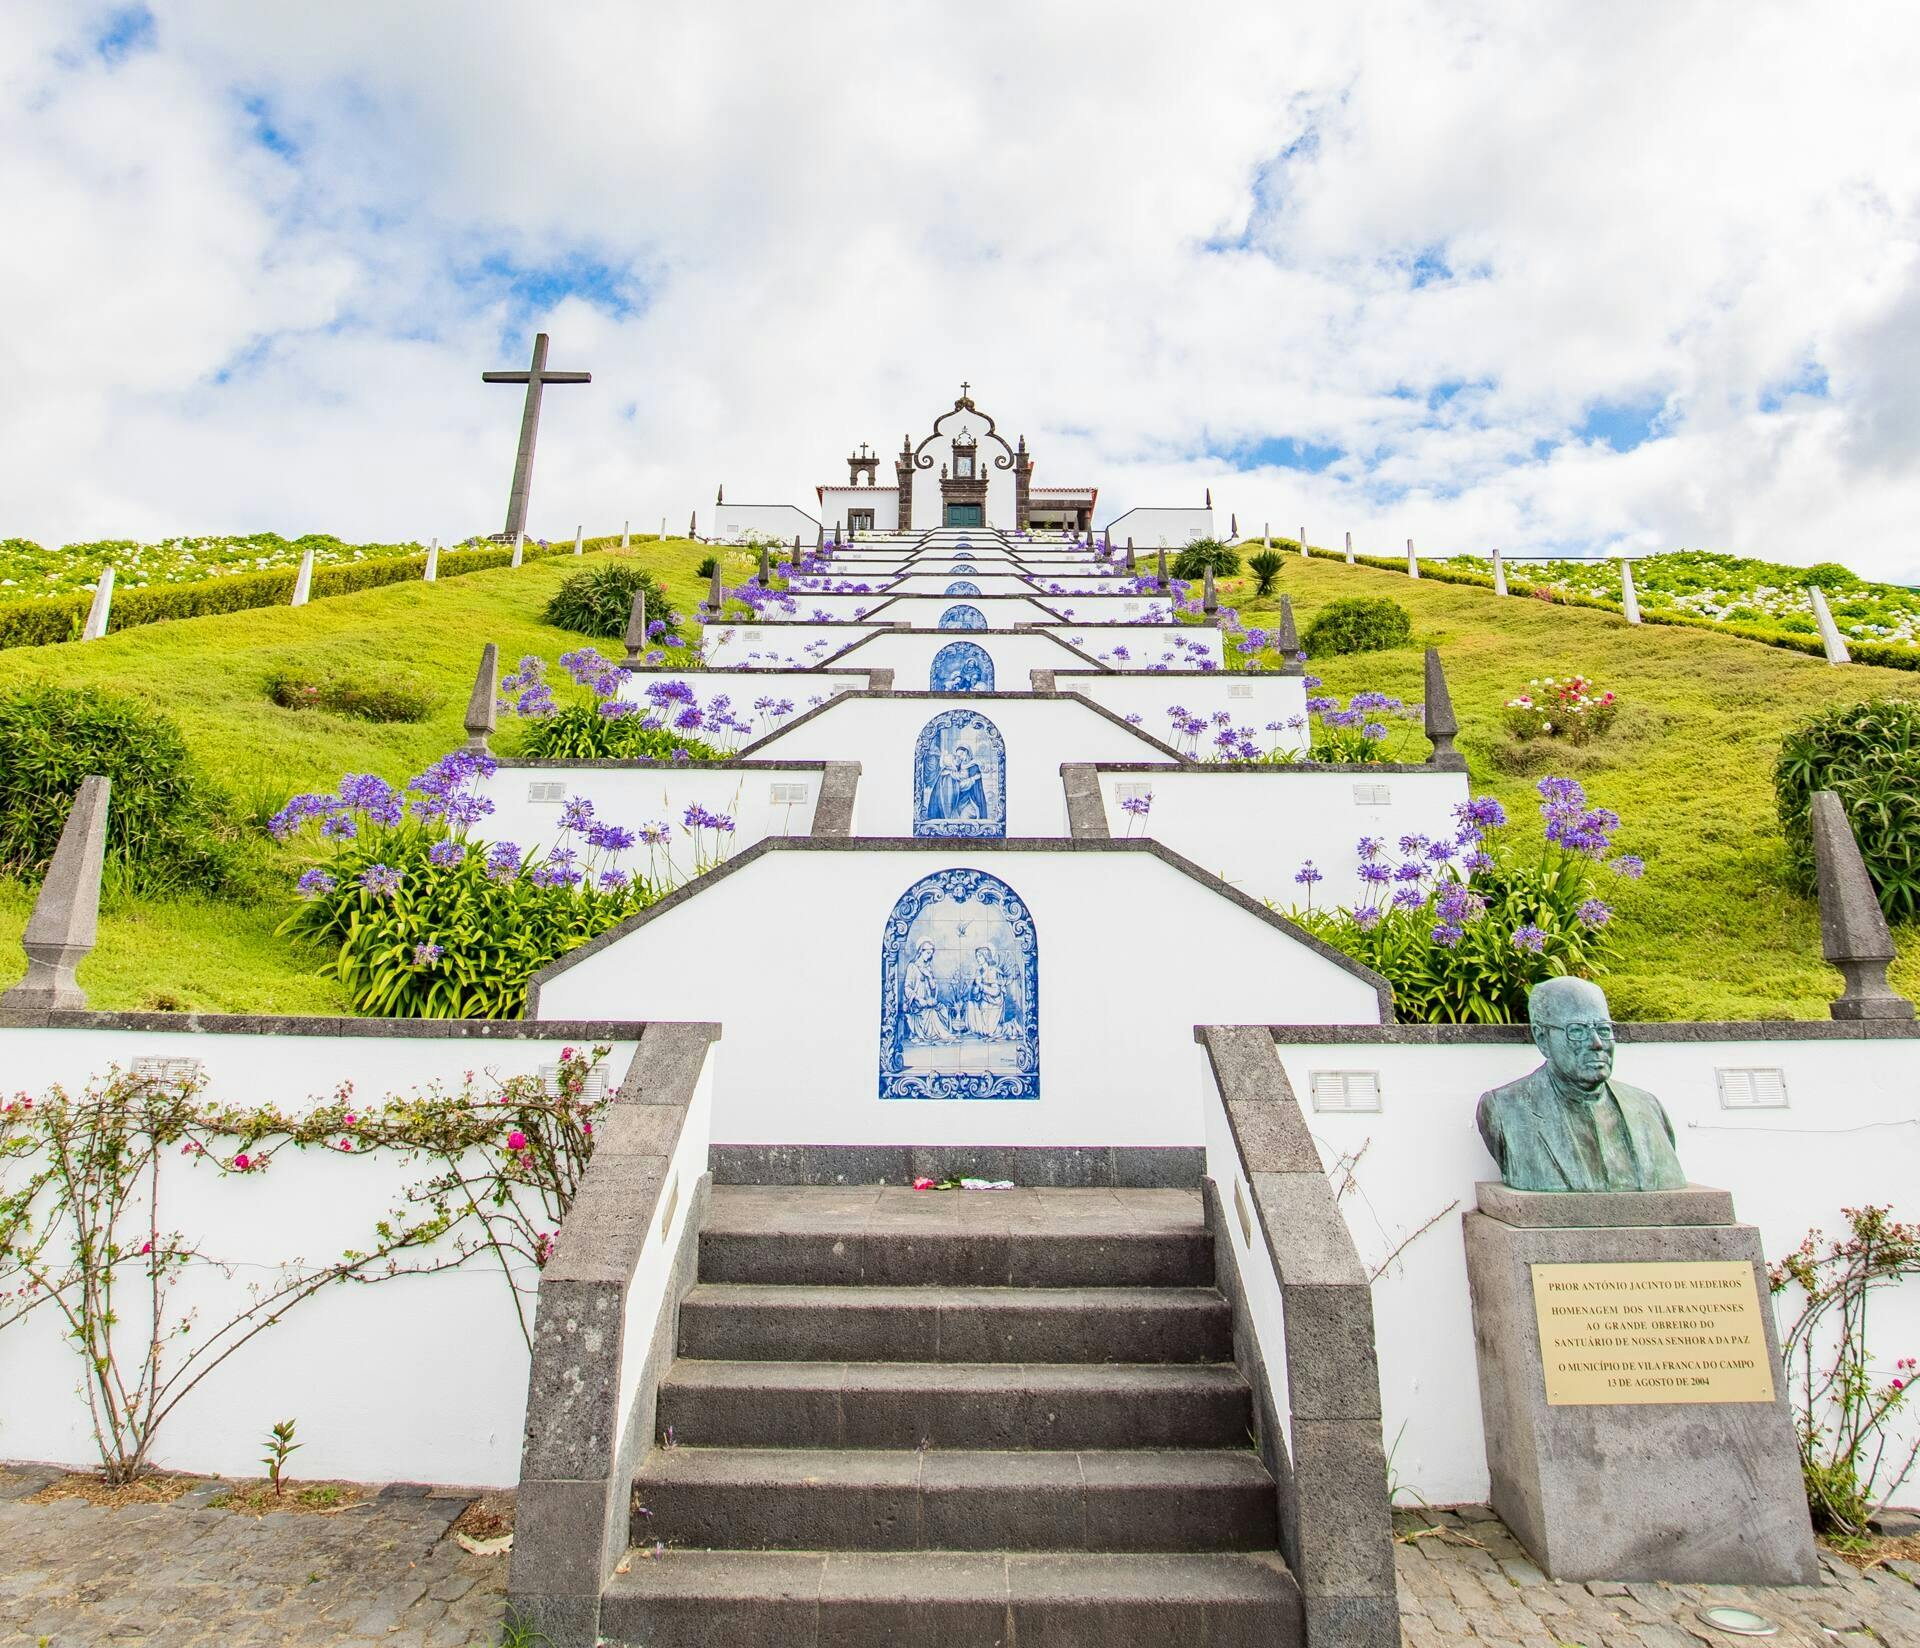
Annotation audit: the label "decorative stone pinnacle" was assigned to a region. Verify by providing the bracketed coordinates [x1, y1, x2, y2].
[466, 642, 499, 752]
[624, 591, 648, 662]
[708, 564, 723, 612]
[1276, 596, 1302, 676]
[1203, 562, 1218, 614]
[759, 546, 771, 587]
[2, 775, 109, 1013]
[1424, 646, 1466, 770]
[1811, 790, 1913, 1020]
[688, 510, 697, 539]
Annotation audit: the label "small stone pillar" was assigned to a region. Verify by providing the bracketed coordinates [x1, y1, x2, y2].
[1406, 537, 1420, 579]
[1156, 548, 1168, 590]
[1229, 512, 1238, 540]
[624, 592, 648, 664]
[290, 547, 314, 607]
[1276, 596, 1302, 677]
[1491, 546, 1508, 597]
[424, 539, 440, 582]
[1125, 538, 1136, 572]
[1465, 1182, 1815, 1584]
[574, 525, 583, 556]
[1423, 647, 1466, 770]
[1344, 530, 1354, 565]
[466, 643, 498, 753]
[82, 566, 115, 641]
[621, 520, 630, 549]
[758, 546, 771, 587]
[1620, 560, 1642, 624]
[1262, 521, 1270, 549]
[511, 532, 525, 568]
[1299, 526, 1308, 558]
[707, 565, 723, 615]
[1202, 563, 1218, 618]
[689, 510, 698, 540]
[1, 776, 109, 1013]
[1810, 585, 1851, 663]
[1812, 789, 1915, 1020]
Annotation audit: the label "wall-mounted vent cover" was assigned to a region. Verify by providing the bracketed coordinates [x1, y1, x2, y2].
[540, 1062, 612, 1103]
[1310, 1070, 1383, 1113]
[1352, 784, 1392, 806]
[528, 782, 567, 804]
[1716, 1068, 1789, 1110]
[769, 783, 809, 804]
[131, 1056, 206, 1088]
[1228, 683, 1254, 700]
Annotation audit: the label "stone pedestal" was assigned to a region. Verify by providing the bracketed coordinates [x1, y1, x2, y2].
[1464, 1182, 1816, 1584]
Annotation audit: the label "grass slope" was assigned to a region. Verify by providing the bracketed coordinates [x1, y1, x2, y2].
[0, 536, 1913, 1020]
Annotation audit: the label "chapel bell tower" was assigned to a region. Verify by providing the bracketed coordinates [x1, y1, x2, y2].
[848, 442, 879, 486]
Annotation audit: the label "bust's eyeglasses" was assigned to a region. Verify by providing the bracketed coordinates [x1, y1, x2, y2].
[1557, 1023, 1615, 1047]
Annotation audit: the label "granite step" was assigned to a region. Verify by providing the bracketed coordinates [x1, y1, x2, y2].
[599, 1548, 1304, 1648]
[675, 1282, 1234, 1364]
[656, 1359, 1253, 1450]
[698, 1184, 1215, 1289]
[630, 1446, 1277, 1553]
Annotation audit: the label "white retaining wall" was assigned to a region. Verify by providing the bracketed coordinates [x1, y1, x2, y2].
[1104, 506, 1215, 547]
[1055, 671, 1310, 746]
[0, 1028, 643, 1487]
[824, 629, 1103, 690]
[702, 622, 887, 669]
[1046, 625, 1226, 669]
[1246, 1033, 1920, 1508]
[711, 503, 819, 543]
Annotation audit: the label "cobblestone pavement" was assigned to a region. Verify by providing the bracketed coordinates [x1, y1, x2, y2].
[0, 1466, 508, 1648]
[1397, 1505, 1920, 1648]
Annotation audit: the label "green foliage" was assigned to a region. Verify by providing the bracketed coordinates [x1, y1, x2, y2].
[518, 705, 721, 762]
[543, 562, 682, 643]
[1801, 562, 1861, 592]
[1499, 674, 1621, 744]
[1302, 595, 1413, 657]
[695, 556, 720, 580]
[277, 820, 659, 1018]
[1775, 697, 1920, 921]
[0, 685, 234, 891]
[1247, 549, 1286, 597]
[1172, 539, 1241, 580]
[264, 670, 436, 724]
[262, 1419, 301, 1498]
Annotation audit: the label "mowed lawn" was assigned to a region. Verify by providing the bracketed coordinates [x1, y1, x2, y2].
[0, 535, 1915, 1020]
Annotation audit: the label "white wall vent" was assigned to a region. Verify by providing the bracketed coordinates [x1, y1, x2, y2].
[769, 783, 809, 804]
[540, 1062, 612, 1103]
[1228, 683, 1254, 699]
[1352, 784, 1392, 806]
[130, 1056, 206, 1088]
[1310, 1070, 1383, 1113]
[528, 782, 567, 804]
[1114, 782, 1154, 805]
[1716, 1068, 1789, 1110]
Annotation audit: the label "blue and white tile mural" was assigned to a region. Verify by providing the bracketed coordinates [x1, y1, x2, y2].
[878, 868, 1039, 1101]
[938, 603, 989, 630]
[913, 710, 1006, 838]
[929, 640, 995, 692]
[944, 580, 982, 596]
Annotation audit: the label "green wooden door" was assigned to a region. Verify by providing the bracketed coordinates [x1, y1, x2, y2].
[944, 503, 984, 527]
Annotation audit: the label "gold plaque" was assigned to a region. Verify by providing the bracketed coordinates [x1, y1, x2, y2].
[1530, 1261, 1776, 1406]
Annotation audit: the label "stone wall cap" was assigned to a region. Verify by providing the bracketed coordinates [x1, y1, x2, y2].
[1475, 1180, 1737, 1228]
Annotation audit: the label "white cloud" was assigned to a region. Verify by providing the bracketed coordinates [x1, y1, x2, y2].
[5, 0, 1920, 577]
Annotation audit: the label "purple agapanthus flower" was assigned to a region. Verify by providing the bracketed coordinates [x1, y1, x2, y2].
[428, 839, 464, 866]
[413, 942, 443, 965]
[485, 842, 522, 882]
[1577, 899, 1612, 927]
[1611, 855, 1645, 879]
[359, 864, 403, 896]
[1511, 924, 1548, 953]
[295, 868, 335, 898]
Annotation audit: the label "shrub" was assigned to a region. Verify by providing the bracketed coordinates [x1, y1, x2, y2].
[0, 685, 234, 890]
[1775, 697, 1920, 922]
[272, 753, 690, 1017]
[1172, 539, 1240, 580]
[1500, 674, 1620, 744]
[522, 706, 721, 762]
[544, 563, 682, 644]
[1799, 562, 1861, 592]
[500, 649, 755, 756]
[1297, 778, 1640, 1022]
[264, 670, 436, 724]
[695, 556, 720, 580]
[1247, 549, 1286, 596]
[1302, 596, 1413, 657]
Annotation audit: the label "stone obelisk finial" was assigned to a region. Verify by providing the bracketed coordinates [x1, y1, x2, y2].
[1156, 548, 1168, 590]
[1424, 647, 1466, 770]
[1, 776, 109, 1013]
[708, 564, 724, 614]
[1811, 791, 1914, 1020]
[466, 643, 498, 753]
[1202, 562, 1218, 617]
[1276, 596, 1302, 677]
[624, 591, 648, 663]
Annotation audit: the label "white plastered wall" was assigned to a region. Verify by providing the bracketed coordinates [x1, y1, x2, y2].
[1047, 626, 1225, 669]
[1057, 672, 1309, 744]
[0, 1029, 641, 1486]
[1104, 506, 1215, 547]
[702, 622, 888, 669]
[745, 696, 1179, 835]
[534, 848, 1385, 1147]
[712, 504, 819, 543]
[825, 629, 1104, 690]
[1252, 1036, 1920, 1508]
[610, 670, 870, 731]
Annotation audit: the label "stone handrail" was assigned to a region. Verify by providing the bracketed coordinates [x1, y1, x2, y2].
[1195, 1023, 1397, 1648]
[508, 1020, 722, 1648]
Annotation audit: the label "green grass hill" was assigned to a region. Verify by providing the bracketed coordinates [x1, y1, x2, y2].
[0, 536, 1913, 1020]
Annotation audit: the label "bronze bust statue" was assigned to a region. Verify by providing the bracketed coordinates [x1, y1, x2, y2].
[1476, 977, 1686, 1193]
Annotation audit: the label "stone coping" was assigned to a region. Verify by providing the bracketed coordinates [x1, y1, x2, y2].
[1474, 1180, 1737, 1228]
[815, 626, 1112, 672]
[488, 757, 835, 771]
[732, 687, 1194, 766]
[0, 1009, 653, 1037]
[1082, 759, 1461, 776]
[1262, 1020, 1920, 1043]
[708, 1143, 1204, 1188]
[525, 834, 1396, 1020]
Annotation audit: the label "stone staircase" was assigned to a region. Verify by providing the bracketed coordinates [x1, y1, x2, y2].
[600, 1182, 1303, 1646]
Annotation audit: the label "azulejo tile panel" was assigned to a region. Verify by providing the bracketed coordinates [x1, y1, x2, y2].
[913, 709, 1007, 838]
[944, 580, 982, 595]
[878, 867, 1040, 1101]
[938, 603, 989, 629]
[929, 640, 995, 692]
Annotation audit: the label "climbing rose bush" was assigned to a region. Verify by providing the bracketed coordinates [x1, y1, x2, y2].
[1295, 777, 1642, 1023]
[272, 751, 663, 1018]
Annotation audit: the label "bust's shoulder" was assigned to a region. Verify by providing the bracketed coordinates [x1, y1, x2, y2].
[1608, 1080, 1670, 1118]
[1477, 1065, 1550, 1119]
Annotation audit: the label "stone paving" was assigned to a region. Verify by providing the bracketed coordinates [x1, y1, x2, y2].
[0, 1466, 508, 1648]
[1396, 1505, 1920, 1648]
[3, 1460, 1917, 1647]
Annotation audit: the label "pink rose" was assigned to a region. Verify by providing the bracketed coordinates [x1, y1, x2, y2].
[507, 1131, 528, 1151]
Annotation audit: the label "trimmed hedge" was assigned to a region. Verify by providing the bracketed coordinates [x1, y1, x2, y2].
[1303, 547, 1920, 673]
[0, 542, 580, 653]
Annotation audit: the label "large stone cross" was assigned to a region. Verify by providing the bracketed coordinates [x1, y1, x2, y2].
[483, 332, 591, 541]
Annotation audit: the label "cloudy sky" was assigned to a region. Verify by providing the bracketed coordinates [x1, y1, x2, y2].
[7, 2, 1920, 576]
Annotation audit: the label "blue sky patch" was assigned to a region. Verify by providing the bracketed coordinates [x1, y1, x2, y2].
[239, 93, 299, 161]
[94, 4, 156, 64]
[1758, 363, 1830, 412]
[459, 250, 645, 326]
[1577, 394, 1666, 452]
[1220, 435, 1344, 473]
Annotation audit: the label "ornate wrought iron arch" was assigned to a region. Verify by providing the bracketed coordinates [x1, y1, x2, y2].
[912, 390, 1016, 472]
